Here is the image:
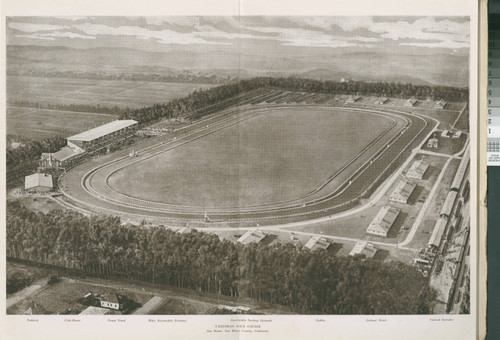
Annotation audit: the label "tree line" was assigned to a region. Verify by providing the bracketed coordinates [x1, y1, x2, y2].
[9, 101, 127, 115]
[8, 69, 229, 85]
[6, 201, 436, 314]
[120, 77, 469, 124]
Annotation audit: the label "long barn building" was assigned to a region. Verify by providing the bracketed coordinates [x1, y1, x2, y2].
[451, 150, 470, 191]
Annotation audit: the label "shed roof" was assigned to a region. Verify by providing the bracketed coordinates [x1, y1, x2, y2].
[25, 173, 53, 190]
[349, 241, 377, 257]
[52, 146, 81, 162]
[304, 236, 331, 252]
[237, 229, 267, 245]
[367, 206, 400, 235]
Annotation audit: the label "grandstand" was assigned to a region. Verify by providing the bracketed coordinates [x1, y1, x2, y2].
[406, 159, 429, 180]
[389, 180, 416, 204]
[366, 206, 400, 237]
[67, 120, 138, 150]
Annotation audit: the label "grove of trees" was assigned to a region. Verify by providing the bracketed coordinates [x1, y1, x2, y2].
[6, 201, 436, 314]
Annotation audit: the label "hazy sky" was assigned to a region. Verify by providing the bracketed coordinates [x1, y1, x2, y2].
[7, 16, 469, 51]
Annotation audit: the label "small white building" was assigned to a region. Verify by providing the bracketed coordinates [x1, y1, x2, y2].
[100, 294, 121, 310]
[345, 95, 361, 104]
[237, 229, 267, 245]
[374, 97, 389, 105]
[349, 241, 377, 258]
[404, 97, 418, 107]
[434, 99, 447, 109]
[304, 236, 331, 252]
[24, 173, 53, 192]
[441, 130, 451, 138]
[452, 131, 462, 139]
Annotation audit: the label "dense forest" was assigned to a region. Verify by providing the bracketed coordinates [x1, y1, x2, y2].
[121, 77, 469, 124]
[7, 137, 66, 187]
[6, 201, 436, 314]
[9, 101, 126, 115]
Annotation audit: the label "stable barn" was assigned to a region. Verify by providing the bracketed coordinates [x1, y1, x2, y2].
[406, 159, 429, 180]
[366, 206, 400, 237]
[389, 180, 416, 204]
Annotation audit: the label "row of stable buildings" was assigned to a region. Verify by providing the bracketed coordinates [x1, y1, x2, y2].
[345, 95, 448, 109]
[365, 158, 430, 238]
[236, 229, 379, 259]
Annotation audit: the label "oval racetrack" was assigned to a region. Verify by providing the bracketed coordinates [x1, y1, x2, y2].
[59, 104, 433, 224]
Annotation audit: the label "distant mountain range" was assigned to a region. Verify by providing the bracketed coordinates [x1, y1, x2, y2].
[7, 45, 468, 87]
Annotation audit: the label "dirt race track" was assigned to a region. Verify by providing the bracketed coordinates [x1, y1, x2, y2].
[60, 103, 435, 224]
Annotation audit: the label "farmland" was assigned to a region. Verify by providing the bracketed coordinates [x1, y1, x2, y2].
[7, 76, 216, 109]
[7, 106, 116, 140]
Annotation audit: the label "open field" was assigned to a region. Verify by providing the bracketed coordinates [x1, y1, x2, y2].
[7, 277, 153, 315]
[108, 107, 393, 207]
[7, 76, 216, 109]
[7, 106, 116, 140]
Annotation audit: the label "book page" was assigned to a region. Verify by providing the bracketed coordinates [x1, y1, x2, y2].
[0, 0, 481, 339]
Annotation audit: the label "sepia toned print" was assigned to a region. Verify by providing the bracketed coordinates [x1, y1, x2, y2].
[6, 16, 471, 317]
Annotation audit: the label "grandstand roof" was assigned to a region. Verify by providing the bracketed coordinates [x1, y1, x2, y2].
[367, 206, 400, 236]
[304, 236, 331, 252]
[349, 241, 377, 257]
[67, 120, 138, 142]
[237, 229, 267, 245]
[25, 173, 53, 190]
[406, 159, 429, 179]
[389, 180, 416, 203]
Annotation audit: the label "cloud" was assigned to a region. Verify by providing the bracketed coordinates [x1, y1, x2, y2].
[74, 23, 223, 45]
[400, 40, 469, 49]
[16, 31, 96, 41]
[6, 16, 470, 50]
[8, 22, 68, 33]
